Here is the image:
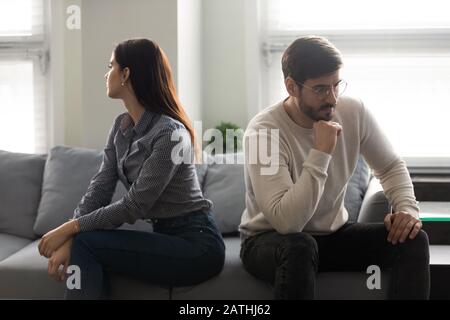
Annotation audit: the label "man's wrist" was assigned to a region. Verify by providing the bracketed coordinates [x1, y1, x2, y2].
[392, 210, 420, 220]
[313, 145, 332, 154]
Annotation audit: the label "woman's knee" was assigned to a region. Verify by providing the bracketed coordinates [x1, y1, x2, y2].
[70, 232, 99, 257]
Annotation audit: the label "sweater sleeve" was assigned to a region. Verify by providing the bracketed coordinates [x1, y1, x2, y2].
[245, 128, 331, 234]
[359, 101, 419, 217]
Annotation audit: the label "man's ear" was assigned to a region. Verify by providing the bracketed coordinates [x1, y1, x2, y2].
[285, 77, 298, 97]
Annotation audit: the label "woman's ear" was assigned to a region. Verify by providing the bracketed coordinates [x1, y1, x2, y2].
[122, 67, 130, 83]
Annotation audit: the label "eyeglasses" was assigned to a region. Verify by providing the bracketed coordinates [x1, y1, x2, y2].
[296, 79, 347, 100]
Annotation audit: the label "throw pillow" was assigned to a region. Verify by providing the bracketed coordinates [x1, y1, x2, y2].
[0, 150, 46, 239]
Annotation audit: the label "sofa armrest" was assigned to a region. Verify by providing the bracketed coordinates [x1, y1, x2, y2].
[357, 177, 390, 223]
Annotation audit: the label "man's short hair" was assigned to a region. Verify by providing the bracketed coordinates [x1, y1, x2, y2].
[282, 36, 343, 84]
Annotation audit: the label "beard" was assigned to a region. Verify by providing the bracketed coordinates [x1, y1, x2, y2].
[299, 101, 336, 122]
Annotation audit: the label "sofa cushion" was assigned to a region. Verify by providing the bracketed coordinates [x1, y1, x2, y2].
[344, 156, 370, 222]
[34, 145, 211, 235]
[0, 240, 66, 299]
[202, 153, 246, 234]
[195, 151, 209, 189]
[0, 150, 46, 239]
[33, 145, 209, 235]
[0, 233, 32, 262]
[34, 146, 104, 235]
[34, 146, 154, 235]
[0, 240, 170, 299]
[172, 237, 273, 299]
[358, 178, 389, 223]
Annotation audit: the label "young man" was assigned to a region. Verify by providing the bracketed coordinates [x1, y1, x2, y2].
[239, 36, 429, 299]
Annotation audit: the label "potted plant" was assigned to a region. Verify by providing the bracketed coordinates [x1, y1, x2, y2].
[205, 121, 243, 154]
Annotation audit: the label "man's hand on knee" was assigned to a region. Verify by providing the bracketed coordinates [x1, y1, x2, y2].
[384, 212, 422, 245]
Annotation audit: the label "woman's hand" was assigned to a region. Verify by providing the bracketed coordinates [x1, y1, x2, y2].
[38, 220, 79, 258]
[48, 239, 73, 282]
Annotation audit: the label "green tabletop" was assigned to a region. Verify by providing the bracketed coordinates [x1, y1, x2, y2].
[419, 202, 450, 222]
[420, 217, 450, 222]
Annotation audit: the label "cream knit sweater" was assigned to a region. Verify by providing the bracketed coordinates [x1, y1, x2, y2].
[239, 96, 419, 237]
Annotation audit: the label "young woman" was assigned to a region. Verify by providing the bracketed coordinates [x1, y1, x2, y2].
[38, 39, 225, 299]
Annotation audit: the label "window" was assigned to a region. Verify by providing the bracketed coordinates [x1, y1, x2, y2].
[0, 0, 47, 154]
[260, 0, 450, 168]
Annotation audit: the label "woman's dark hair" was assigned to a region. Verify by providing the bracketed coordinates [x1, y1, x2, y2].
[114, 39, 197, 154]
[282, 36, 343, 84]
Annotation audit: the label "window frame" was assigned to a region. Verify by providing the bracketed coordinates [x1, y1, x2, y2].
[0, 0, 50, 154]
[259, 1, 450, 172]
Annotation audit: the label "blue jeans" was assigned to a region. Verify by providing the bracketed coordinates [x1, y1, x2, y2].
[65, 211, 225, 299]
[240, 222, 430, 299]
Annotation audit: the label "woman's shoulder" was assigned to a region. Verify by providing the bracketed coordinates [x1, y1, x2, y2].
[153, 114, 188, 134]
[115, 112, 130, 123]
[110, 112, 130, 131]
[135, 113, 191, 150]
[104, 112, 130, 140]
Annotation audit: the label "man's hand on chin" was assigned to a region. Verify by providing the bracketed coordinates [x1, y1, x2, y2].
[384, 211, 422, 245]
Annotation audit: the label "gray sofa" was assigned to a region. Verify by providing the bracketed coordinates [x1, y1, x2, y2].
[0, 146, 390, 299]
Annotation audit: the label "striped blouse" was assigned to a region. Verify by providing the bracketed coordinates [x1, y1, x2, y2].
[73, 111, 212, 232]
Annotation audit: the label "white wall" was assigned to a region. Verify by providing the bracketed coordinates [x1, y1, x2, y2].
[55, 0, 180, 150]
[201, 0, 248, 131]
[48, 0, 66, 148]
[80, 0, 178, 149]
[57, 0, 252, 149]
[177, 0, 202, 123]
[63, 0, 82, 147]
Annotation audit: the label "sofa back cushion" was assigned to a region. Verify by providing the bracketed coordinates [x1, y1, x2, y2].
[34, 146, 104, 235]
[0, 150, 46, 239]
[202, 153, 246, 234]
[34, 146, 179, 235]
[32, 146, 369, 236]
[195, 151, 209, 189]
[345, 156, 370, 222]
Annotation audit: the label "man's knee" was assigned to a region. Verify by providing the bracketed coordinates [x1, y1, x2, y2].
[279, 233, 318, 262]
[410, 229, 429, 247]
[405, 229, 430, 259]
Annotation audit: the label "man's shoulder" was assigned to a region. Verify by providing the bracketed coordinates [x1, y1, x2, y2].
[336, 95, 365, 115]
[334, 96, 369, 128]
[246, 101, 284, 132]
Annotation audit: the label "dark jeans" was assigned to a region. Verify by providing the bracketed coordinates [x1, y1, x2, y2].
[240, 222, 430, 300]
[65, 211, 225, 299]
